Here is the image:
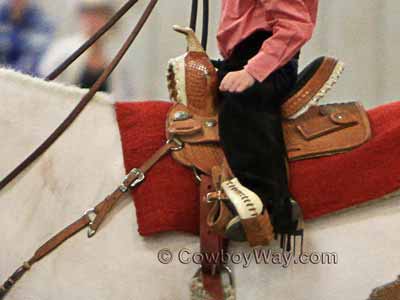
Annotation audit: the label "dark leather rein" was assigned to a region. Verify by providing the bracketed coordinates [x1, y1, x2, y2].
[0, 0, 210, 191]
[190, 0, 209, 50]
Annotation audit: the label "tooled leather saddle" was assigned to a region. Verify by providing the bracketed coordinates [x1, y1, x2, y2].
[166, 31, 371, 166]
[164, 26, 372, 300]
[165, 26, 372, 233]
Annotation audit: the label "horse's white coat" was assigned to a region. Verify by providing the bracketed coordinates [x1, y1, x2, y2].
[0, 68, 399, 300]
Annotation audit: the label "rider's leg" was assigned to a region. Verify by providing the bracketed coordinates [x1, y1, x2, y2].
[218, 58, 298, 235]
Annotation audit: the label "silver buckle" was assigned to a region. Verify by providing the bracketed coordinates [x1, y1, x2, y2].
[119, 168, 145, 193]
[166, 137, 184, 151]
[84, 208, 97, 238]
[206, 190, 223, 203]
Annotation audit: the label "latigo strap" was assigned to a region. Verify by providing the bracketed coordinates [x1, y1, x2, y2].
[0, 0, 158, 192]
[0, 140, 178, 299]
[191, 175, 232, 300]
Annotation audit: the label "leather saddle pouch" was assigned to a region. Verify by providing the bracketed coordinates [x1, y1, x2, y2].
[283, 102, 372, 161]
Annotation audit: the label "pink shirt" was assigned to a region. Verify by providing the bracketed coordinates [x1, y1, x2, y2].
[217, 0, 318, 82]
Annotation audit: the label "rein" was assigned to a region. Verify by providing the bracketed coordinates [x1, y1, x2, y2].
[190, 0, 209, 50]
[202, 0, 209, 50]
[190, 0, 198, 32]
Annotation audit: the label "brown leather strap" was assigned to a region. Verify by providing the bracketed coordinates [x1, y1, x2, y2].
[207, 201, 232, 237]
[0, 0, 158, 192]
[32, 217, 90, 263]
[199, 176, 228, 300]
[90, 191, 125, 234]
[90, 142, 177, 233]
[0, 140, 175, 299]
[221, 158, 234, 180]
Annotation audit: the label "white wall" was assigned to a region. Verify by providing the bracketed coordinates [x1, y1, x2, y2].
[3, 0, 400, 107]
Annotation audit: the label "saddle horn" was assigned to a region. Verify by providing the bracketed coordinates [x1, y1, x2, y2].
[172, 25, 205, 53]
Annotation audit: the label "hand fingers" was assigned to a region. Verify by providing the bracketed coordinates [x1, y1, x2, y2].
[220, 74, 234, 92]
[219, 76, 229, 92]
[220, 72, 254, 93]
[234, 84, 246, 93]
[225, 75, 242, 93]
[227, 76, 239, 92]
[234, 80, 251, 93]
[221, 80, 246, 93]
[228, 79, 241, 93]
[235, 75, 256, 93]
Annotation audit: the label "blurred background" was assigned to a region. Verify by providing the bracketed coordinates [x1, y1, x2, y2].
[0, 0, 398, 108]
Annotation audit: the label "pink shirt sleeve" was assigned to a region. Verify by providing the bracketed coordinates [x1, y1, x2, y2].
[244, 0, 318, 82]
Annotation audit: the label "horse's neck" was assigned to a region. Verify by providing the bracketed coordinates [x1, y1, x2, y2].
[0, 68, 116, 178]
[0, 67, 123, 207]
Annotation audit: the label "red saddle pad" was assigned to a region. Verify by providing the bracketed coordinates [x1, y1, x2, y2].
[115, 101, 400, 236]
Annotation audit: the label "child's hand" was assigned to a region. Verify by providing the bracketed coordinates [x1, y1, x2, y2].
[219, 70, 256, 93]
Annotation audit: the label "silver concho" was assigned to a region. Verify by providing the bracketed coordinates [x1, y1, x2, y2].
[174, 111, 191, 121]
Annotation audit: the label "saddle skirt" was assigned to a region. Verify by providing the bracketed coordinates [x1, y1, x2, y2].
[284, 102, 371, 160]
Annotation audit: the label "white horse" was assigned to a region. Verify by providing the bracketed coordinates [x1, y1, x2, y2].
[1, 68, 399, 300]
